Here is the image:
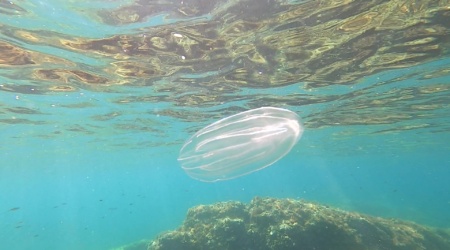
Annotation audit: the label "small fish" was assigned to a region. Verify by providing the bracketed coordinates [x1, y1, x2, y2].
[9, 207, 20, 211]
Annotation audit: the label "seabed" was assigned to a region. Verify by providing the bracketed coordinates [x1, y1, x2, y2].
[115, 197, 450, 250]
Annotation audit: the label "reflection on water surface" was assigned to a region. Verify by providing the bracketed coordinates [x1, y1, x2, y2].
[0, 0, 449, 150]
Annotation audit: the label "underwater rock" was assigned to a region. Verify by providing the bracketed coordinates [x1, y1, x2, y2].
[148, 197, 450, 250]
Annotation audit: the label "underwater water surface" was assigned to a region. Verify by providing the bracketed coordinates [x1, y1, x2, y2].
[1, 0, 450, 249]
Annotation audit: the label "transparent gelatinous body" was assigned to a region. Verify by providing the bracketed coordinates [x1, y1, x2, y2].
[178, 107, 304, 182]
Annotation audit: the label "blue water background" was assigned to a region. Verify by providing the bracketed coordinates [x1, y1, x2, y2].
[1, 87, 449, 249]
[1, 1, 450, 249]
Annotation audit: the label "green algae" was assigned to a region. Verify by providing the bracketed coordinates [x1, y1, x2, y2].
[146, 197, 450, 250]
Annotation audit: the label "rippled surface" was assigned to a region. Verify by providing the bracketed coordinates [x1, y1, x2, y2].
[1, 0, 449, 153]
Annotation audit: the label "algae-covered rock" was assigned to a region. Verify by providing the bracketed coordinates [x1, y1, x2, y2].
[148, 197, 450, 250]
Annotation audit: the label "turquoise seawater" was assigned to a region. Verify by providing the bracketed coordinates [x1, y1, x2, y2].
[1, 1, 450, 249]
